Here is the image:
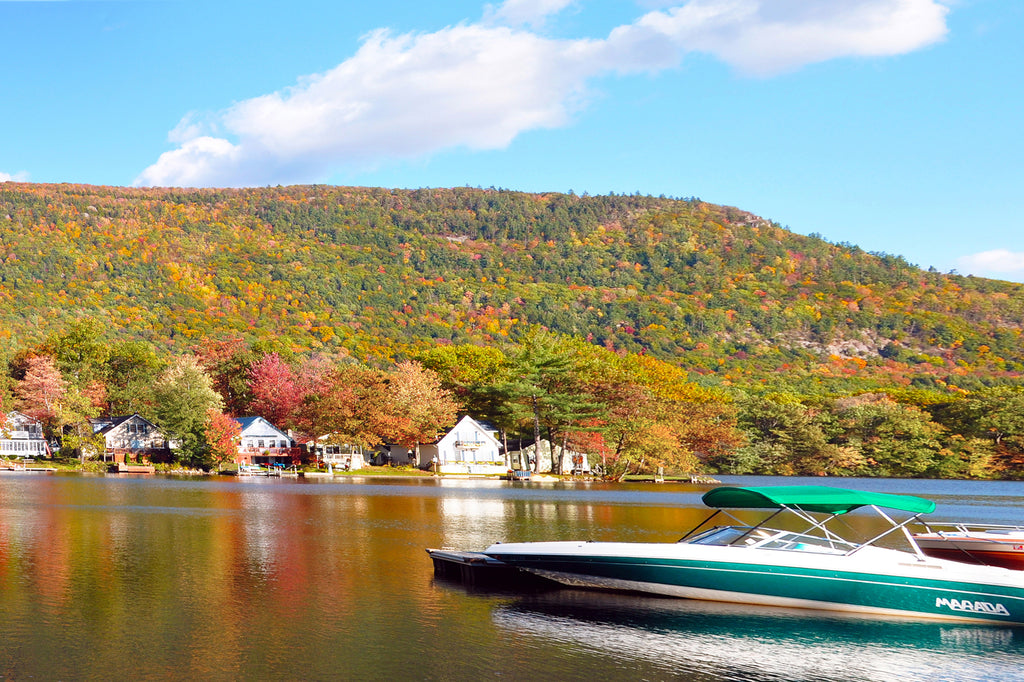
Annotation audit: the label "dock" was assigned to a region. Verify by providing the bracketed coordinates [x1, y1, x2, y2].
[1, 459, 57, 472]
[112, 463, 156, 474]
[1, 465, 58, 472]
[237, 465, 281, 477]
[426, 549, 552, 588]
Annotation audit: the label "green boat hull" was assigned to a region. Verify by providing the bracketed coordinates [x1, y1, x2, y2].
[488, 552, 1024, 624]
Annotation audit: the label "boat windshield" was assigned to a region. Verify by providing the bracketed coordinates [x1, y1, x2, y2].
[685, 525, 855, 554]
[687, 526, 757, 546]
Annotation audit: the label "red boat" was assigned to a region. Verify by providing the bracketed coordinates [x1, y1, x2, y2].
[913, 525, 1024, 570]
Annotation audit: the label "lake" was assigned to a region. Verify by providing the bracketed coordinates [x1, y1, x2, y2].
[1, 473, 1022, 681]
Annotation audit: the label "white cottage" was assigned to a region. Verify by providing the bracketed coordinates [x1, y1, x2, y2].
[234, 416, 296, 465]
[310, 436, 367, 471]
[1, 411, 50, 458]
[417, 416, 505, 475]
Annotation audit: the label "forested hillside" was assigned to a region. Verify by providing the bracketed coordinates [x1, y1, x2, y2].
[3, 183, 1024, 478]
[2, 182, 1021, 394]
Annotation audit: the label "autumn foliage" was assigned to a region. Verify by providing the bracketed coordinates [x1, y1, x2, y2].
[0, 183, 1022, 477]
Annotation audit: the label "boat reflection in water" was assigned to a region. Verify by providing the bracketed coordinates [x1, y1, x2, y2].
[489, 589, 1024, 682]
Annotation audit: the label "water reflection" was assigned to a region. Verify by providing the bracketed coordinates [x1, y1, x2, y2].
[492, 590, 1024, 682]
[0, 474, 1022, 680]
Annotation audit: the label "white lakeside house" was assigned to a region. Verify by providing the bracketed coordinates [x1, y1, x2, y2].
[417, 415, 505, 475]
[1, 411, 51, 458]
[233, 416, 297, 465]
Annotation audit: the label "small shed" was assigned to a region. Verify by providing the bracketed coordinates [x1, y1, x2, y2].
[507, 439, 592, 475]
[310, 436, 367, 471]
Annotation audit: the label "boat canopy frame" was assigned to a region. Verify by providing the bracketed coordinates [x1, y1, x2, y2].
[685, 486, 937, 558]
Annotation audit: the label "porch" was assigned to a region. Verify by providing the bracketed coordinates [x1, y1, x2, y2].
[237, 446, 305, 466]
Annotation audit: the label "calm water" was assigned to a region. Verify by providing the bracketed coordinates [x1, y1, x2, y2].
[1, 473, 1023, 681]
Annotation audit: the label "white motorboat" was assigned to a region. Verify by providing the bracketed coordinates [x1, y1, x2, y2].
[469, 485, 1024, 624]
[913, 524, 1024, 570]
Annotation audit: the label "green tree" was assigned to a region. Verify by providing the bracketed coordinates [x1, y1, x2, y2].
[150, 355, 224, 469]
[732, 393, 837, 475]
[928, 435, 996, 479]
[500, 330, 592, 473]
[937, 387, 1024, 477]
[834, 396, 942, 477]
[415, 344, 509, 423]
[44, 317, 110, 384]
[103, 340, 165, 415]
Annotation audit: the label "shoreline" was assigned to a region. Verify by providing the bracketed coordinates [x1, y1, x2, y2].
[13, 461, 721, 484]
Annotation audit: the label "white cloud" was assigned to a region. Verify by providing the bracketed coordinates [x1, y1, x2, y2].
[484, 0, 577, 28]
[135, 137, 242, 188]
[611, 0, 950, 76]
[135, 0, 950, 188]
[137, 25, 595, 187]
[0, 171, 30, 182]
[958, 250, 1024, 277]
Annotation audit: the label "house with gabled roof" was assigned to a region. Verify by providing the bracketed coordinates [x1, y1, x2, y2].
[416, 415, 505, 475]
[2, 411, 51, 459]
[89, 414, 169, 463]
[234, 416, 300, 465]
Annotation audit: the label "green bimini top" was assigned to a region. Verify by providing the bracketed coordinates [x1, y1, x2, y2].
[701, 485, 936, 515]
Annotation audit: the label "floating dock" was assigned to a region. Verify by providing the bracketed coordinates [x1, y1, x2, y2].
[426, 548, 552, 588]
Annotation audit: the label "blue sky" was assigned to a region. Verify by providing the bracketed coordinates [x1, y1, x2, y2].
[3, 0, 1023, 282]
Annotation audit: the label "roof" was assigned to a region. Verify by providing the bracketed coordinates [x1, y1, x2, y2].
[90, 414, 156, 435]
[234, 416, 289, 438]
[436, 415, 500, 446]
[234, 416, 262, 430]
[701, 485, 935, 515]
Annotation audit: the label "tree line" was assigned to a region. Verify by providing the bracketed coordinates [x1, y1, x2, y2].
[4, 318, 1024, 479]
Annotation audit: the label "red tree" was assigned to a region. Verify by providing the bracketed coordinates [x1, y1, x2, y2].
[298, 365, 390, 447]
[206, 409, 242, 469]
[382, 361, 460, 451]
[248, 353, 303, 428]
[15, 355, 67, 429]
